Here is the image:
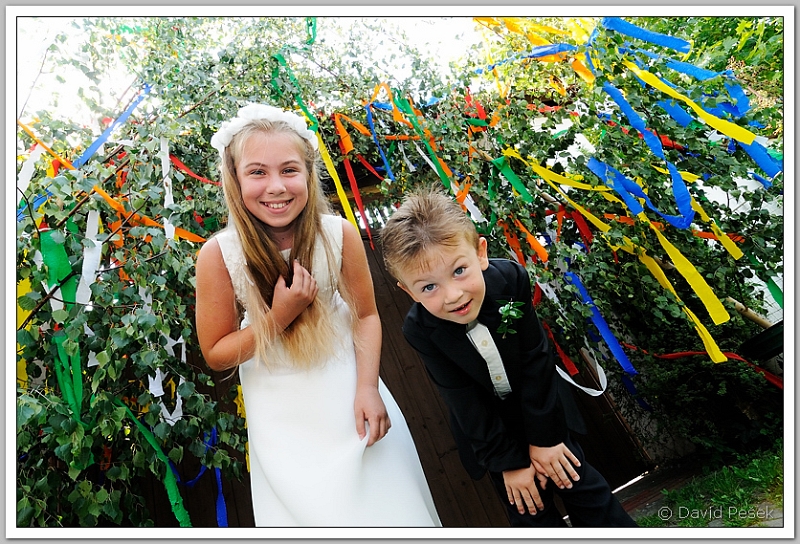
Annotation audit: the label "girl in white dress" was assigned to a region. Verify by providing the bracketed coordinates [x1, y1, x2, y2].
[195, 104, 440, 527]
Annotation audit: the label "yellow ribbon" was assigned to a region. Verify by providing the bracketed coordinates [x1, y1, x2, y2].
[623, 61, 756, 145]
[570, 58, 596, 84]
[636, 253, 727, 362]
[16, 277, 33, 387]
[508, 152, 728, 360]
[644, 216, 730, 326]
[689, 199, 744, 260]
[565, 18, 591, 43]
[316, 132, 359, 230]
[234, 385, 250, 472]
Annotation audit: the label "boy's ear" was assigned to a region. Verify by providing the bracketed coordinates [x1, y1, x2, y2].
[477, 237, 490, 271]
[396, 281, 419, 302]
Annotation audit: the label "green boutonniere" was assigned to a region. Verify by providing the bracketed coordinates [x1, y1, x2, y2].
[497, 299, 524, 337]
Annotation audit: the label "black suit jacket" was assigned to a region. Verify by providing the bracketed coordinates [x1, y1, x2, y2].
[403, 259, 586, 479]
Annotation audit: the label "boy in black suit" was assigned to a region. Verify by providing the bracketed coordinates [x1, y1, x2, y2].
[380, 188, 637, 527]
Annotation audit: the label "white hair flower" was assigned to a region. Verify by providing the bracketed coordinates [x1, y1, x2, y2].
[210, 103, 318, 156]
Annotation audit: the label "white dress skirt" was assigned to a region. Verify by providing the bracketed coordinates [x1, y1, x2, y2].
[216, 215, 441, 527]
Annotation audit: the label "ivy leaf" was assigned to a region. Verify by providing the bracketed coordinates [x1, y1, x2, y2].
[52, 309, 69, 323]
[49, 230, 66, 245]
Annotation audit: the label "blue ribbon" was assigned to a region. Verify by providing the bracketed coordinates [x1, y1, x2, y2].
[587, 158, 695, 230]
[657, 100, 694, 128]
[370, 101, 393, 112]
[620, 45, 751, 120]
[601, 17, 691, 54]
[72, 84, 152, 168]
[749, 172, 773, 188]
[17, 189, 52, 222]
[620, 373, 653, 411]
[169, 427, 228, 527]
[584, 49, 597, 75]
[665, 59, 718, 81]
[364, 104, 396, 183]
[423, 95, 443, 107]
[602, 82, 668, 158]
[737, 139, 783, 179]
[563, 271, 638, 376]
[215, 464, 228, 527]
[599, 82, 695, 229]
[723, 82, 751, 117]
[475, 43, 578, 74]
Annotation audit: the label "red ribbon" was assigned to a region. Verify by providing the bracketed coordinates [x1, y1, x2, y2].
[170, 155, 220, 186]
[332, 114, 375, 250]
[542, 320, 580, 376]
[621, 343, 783, 390]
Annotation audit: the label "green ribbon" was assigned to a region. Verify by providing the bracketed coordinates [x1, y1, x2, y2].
[305, 17, 317, 45]
[41, 226, 190, 526]
[489, 155, 534, 203]
[745, 251, 784, 309]
[270, 52, 319, 132]
[392, 92, 452, 191]
[41, 229, 86, 422]
[113, 398, 192, 527]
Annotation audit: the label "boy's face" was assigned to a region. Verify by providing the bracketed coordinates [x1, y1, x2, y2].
[397, 236, 490, 325]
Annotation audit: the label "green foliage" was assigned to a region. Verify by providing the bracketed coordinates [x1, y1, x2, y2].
[497, 300, 525, 337]
[16, 16, 783, 526]
[637, 439, 783, 527]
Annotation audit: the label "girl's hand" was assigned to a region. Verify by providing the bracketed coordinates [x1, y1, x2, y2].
[502, 465, 544, 515]
[529, 443, 581, 490]
[271, 260, 318, 328]
[354, 384, 391, 446]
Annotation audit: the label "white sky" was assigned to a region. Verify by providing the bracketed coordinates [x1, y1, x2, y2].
[15, 16, 485, 126]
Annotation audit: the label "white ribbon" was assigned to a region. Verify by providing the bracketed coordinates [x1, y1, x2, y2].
[17, 144, 46, 195]
[148, 368, 184, 425]
[412, 141, 486, 224]
[159, 137, 175, 240]
[556, 356, 608, 397]
[75, 210, 103, 307]
[398, 142, 417, 172]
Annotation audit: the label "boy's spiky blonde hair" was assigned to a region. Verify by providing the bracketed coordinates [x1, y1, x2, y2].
[380, 185, 480, 283]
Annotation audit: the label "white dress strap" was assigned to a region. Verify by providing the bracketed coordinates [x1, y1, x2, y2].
[215, 227, 250, 307]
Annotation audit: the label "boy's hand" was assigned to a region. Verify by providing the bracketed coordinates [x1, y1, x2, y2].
[502, 465, 544, 515]
[529, 443, 581, 489]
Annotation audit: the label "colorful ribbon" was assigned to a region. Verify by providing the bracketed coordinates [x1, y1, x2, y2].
[622, 343, 782, 390]
[169, 155, 220, 186]
[563, 271, 638, 376]
[72, 84, 151, 168]
[169, 427, 228, 527]
[601, 17, 691, 54]
[112, 397, 191, 527]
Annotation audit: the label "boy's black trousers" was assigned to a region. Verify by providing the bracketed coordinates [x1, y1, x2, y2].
[488, 433, 638, 527]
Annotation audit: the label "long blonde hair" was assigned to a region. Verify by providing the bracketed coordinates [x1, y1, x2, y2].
[219, 118, 352, 369]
